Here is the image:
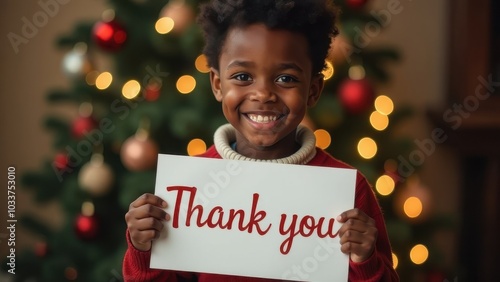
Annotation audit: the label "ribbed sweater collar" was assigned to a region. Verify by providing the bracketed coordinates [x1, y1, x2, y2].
[213, 123, 317, 165]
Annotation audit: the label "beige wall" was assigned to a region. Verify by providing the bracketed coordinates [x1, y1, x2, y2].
[0, 0, 106, 258]
[0, 0, 457, 273]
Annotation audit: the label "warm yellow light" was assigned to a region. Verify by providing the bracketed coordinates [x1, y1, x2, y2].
[376, 175, 395, 196]
[404, 196, 423, 218]
[81, 201, 95, 217]
[176, 75, 196, 94]
[370, 111, 389, 131]
[410, 244, 429, 265]
[95, 72, 113, 90]
[187, 138, 207, 156]
[155, 17, 175, 34]
[357, 137, 377, 159]
[314, 129, 331, 149]
[322, 61, 334, 80]
[392, 253, 399, 269]
[348, 65, 365, 80]
[375, 95, 394, 115]
[195, 54, 210, 73]
[85, 70, 99, 86]
[122, 80, 141, 99]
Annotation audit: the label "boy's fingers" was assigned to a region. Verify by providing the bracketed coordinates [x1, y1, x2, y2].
[134, 217, 165, 233]
[337, 208, 369, 222]
[134, 204, 168, 221]
[130, 193, 167, 209]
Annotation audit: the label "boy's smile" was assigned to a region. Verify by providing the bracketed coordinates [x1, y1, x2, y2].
[210, 24, 323, 160]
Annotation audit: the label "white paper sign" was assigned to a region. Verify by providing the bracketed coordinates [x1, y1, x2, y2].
[151, 154, 356, 282]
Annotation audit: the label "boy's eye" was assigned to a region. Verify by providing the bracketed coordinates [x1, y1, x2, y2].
[276, 75, 298, 83]
[233, 73, 252, 81]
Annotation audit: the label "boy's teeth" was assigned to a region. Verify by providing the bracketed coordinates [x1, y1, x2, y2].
[248, 114, 278, 123]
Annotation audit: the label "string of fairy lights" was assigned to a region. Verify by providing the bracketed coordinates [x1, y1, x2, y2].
[75, 8, 430, 270]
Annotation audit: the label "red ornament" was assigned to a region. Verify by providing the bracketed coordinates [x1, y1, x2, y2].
[144, 80, 162, 102]
[92, 20, 127, 51]
[120, 136, 159, 171]
[338, 78, 374, 114]
[74, 214, 99, 240]
[426, 270, 448, 282]
[346, 0, 369, 9]
[71, 116, 97, 139]
[34, 242, 48, 257]
[53, 152, 69, 170]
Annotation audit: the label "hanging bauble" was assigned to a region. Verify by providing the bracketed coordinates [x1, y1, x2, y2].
[159, 0, 195, 34]
[62, 42, 92, 78]
[72, 102, 97, 139]
[120, 118, 159, 171]
[143, 78, 162, 102]
[64, 267, 78, 281]
[120, 136, 159, 171]
[78, 154, 114, 197]
[74, 214, 99, 240]
[71, 116, 97, 139]
[53, 152, 69, 170]
[338, 78, 374, 114]
[34, 242, 48, 257]
[92, 19, 127, 51]
[346, 0, 369, 9]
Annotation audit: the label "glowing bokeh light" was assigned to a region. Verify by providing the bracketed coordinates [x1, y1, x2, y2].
[187, 139, 207, 156]
[375, 95, 394, 115]
[404, 196, 423, 218]
[314, 129, 332, 149]
[122, 80, 141, 99]
[176, 75, 196, 94]
[357, 137, 377, 159]
[375, 175, 395, 196]
[195, 54, 210, 73]
[95, 72, 113, 90]
[322, 61, 334, 80]
[410, 244, 429, 265]
[155, 17, 175, 34]
[392, 253, 399, 269]
[370, 111, 389, 131]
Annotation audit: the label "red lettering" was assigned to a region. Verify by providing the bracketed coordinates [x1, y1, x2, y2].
[299, 215, 316, 237]
[279, 214, 299, 255]
[278, 213, 339, 255]
[206, 206, 224, 228]
[167, 186, 196, 228]
[246, 193, 272, 235]
[166, 187, 271, 235]
[316, 217, 340, 238]
[225, 209, 245, 230]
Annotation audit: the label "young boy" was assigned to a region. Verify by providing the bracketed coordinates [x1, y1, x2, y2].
[123, 0, 399, 281]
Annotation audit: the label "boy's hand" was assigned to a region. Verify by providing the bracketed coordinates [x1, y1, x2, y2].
[336, 208, 378, 263]
[125, 193, 170, 251]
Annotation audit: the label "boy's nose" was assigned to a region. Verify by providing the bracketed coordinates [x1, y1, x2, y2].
[250, 81, 277, 103]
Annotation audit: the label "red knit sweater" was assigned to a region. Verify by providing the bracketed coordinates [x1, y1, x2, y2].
[122, 146, 399, 282]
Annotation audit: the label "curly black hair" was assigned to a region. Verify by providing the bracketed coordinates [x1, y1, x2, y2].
[197, 0, 339, 75]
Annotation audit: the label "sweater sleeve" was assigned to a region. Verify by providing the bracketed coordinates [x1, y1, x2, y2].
[122, 230, 195, 282]
[348, 173, 400, 282]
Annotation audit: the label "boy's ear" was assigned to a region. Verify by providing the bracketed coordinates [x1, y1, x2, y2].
[210, 68, 223, 102]
[307, 74, 324, 107]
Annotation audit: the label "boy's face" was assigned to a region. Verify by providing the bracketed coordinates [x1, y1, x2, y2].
[210, 24, 323, 157]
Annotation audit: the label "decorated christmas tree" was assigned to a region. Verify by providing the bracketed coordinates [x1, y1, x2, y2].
[3, 0, 453, 281]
